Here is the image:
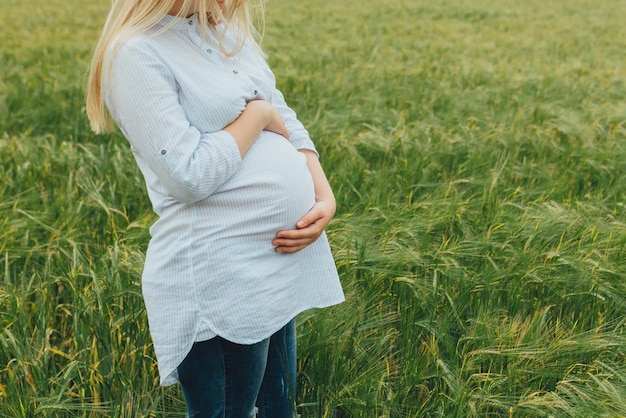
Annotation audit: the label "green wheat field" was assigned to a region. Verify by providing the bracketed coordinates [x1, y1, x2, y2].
[1, 0, 625, 416]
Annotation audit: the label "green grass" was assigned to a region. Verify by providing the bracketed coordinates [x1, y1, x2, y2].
[1, 0, 625, 416]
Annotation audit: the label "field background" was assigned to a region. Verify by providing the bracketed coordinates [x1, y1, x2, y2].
[1, 0, 626, 416]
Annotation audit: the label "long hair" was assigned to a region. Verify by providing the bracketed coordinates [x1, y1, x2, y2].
[86, 0, 264, 133]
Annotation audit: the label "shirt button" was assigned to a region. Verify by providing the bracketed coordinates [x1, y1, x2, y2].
[161, 149, 167, 155]
[188, 20, 193, 25]
[233, 69, 239, 74]
[253, 90, 259, 96]
[206, 48, 213, 54]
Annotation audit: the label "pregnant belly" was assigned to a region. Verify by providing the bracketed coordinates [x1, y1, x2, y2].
[201, 131, 316, 241]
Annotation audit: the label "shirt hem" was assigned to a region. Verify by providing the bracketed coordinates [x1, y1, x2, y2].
[157, 295, 345, 386]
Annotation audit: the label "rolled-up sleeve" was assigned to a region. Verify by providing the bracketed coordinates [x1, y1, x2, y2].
[269, 87, 317, 155]
[256, 59, 317, 155]
[105, 40, 242, 204]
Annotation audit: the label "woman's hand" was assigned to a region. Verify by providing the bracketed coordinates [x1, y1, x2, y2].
[272, 149, 336, 253]
[272, 198, 336, 253]
[262, 102, 290, 140]
[224, 100, 289, 156]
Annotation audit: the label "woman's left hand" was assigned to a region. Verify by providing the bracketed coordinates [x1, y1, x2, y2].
[272, 198, 336, 253]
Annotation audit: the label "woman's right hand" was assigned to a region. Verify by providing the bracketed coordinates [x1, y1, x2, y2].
[248, 100, 290, 140]
[224, 100, 290, 157]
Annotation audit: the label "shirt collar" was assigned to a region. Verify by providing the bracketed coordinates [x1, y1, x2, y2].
[158, 13, 199, 32]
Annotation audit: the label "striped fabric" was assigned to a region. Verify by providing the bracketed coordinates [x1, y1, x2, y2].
[105, 14, 344, 386]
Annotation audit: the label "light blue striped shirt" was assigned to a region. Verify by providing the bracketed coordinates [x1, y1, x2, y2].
[105, 14, 344, 386]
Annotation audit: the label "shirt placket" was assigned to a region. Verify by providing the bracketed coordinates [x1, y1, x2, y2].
[187, 20, 263, 102]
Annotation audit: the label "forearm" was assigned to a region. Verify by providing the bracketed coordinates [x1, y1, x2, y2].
[300, 149, 335, 208]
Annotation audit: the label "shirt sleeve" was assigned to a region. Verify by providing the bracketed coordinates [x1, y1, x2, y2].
[269, 87, 318, 156]
[105, 39, 242, 204]
[257, 57, 318, 155]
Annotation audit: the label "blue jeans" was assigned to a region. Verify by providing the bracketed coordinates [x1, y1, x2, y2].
[177, 319, 297, 418]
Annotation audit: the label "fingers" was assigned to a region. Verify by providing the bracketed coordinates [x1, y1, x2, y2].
[272, 201, 335, 253]
[273, 238, 317, 253]
[272, 223, 324, 253]
[274, 240, 314, 253]
[275, 223, 323, 240]
[265, 106, 290, 140]
[295, 209, 322, 230]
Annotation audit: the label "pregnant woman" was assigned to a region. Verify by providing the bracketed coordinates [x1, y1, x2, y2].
[85, 0, 344, 416]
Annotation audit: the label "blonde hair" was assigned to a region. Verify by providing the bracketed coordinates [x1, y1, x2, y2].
[86, 0, 264, 133]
